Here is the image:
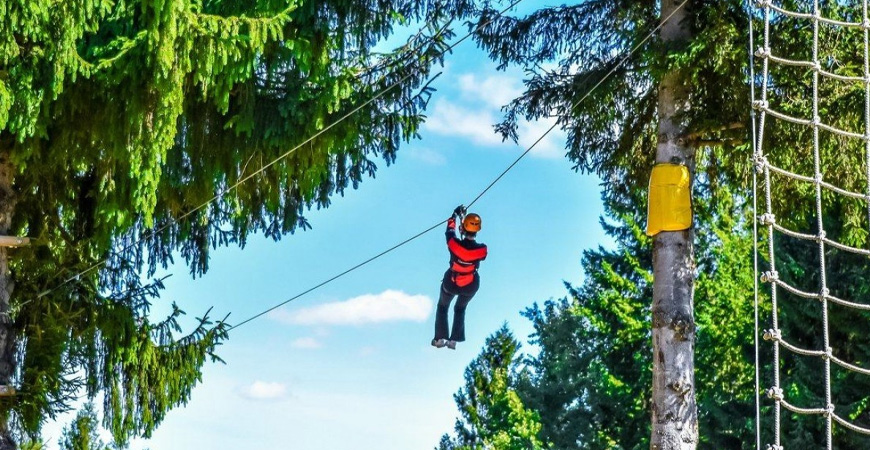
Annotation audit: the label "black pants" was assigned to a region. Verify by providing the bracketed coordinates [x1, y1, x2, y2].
[434, 270, 480, 342]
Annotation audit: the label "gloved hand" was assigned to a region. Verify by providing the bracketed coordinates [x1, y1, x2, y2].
[453, 205, 466, 217]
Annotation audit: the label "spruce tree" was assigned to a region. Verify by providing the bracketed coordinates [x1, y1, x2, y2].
[460, 0, 870, 447]
[438, 326, 545, 450]
[58, 403, 112, 450]
[516, 177, 756, 449]
[1, 0, 461, 446]
[469, 2, 748, 446]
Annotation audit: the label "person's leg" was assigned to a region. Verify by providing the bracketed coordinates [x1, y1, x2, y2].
[434, 283, 455, 341]
[449, 292, 474, 342]
[449, 276, 480, 343]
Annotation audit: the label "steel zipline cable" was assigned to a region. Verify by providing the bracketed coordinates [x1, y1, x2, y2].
[35, 0, 524, 301]
[228, 0, 690, 332]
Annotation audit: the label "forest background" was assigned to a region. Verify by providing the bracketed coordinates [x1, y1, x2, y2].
[4, 0, 870, 449]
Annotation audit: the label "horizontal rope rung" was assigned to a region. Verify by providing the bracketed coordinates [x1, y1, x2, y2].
[770, 223, 870, 256]
[768, 279, 870, 310]
[766, 332, 870, 375]
[777, 396, 829, 416]
[758, 106, 866, 140]
[765, 162, 870, 200]
[755, 50, 867, 82]
[833, 412, 870, 435]
[756, 0, 869, 28]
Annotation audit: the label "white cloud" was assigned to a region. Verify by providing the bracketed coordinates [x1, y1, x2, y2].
[239, 381, 288, 401]
[423, 71, 566, 158]
[291, 337, 322, 349]
[516, 117, 567, 159]
[424, 100, 504, 146]
[270, 290, 432, 326]
[456, 73, 523, 108]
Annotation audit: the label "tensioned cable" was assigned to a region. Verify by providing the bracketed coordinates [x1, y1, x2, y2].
[34, 0, 523, 301]
[748, 0, 761, 447]
[228, 0, 691, 331]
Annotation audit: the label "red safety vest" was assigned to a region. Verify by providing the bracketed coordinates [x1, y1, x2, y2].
[445, 217, 487, 287]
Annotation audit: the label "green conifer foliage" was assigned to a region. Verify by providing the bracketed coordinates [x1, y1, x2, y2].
[515, 180, 756, 449]
[1, 0, 462, 445]
[58, 403, 112, 450]
[469, 0, 751, 203]
[751, 1, 870, 445]
[439, 326, 545, 450]
[443, 0, 870, 447]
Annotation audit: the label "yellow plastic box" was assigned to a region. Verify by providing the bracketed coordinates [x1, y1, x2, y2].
[646, 163, 692, 236]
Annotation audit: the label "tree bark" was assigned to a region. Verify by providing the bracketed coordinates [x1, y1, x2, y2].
[650, 1, 697, 449]
[0, 150, 16, 450]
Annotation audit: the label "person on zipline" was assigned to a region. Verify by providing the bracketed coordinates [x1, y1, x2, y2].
[432, 205, 487, 350]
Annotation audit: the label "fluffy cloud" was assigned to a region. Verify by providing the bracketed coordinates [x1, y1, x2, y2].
[239, 381, 288, 401]
[515, 116, 566, 159]
[456, 73, 523, 108]
[270, 290, 432, 326]
[424, 72, 566, 158]
[424, 100, 504, 147]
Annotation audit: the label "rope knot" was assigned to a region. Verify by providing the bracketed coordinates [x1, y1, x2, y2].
[767, 387, 784, 401]
[752, 100, 769, 111]
[817, 229, 826, 241]
[825, 404, 835, 417]
[761, 270, 779, 283]
[863, 18, 870, 30]
[758, 213, 776, 226]
[754, 46, 770, 58]
[820, 287, 830, 298]
[823, 346, 833, 361]
[812, 115, 822, 127]
[810, 61, 822, 72]
[766, 446, 784, 450]
[762, 328, 781, 341]
[813, 173, 823, 185]
[754, 154, 768, 173]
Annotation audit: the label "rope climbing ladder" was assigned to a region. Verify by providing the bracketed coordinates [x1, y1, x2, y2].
[753, 0, 870, 447]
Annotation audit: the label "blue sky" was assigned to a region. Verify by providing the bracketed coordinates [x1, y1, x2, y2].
[42, 8, 611, 449]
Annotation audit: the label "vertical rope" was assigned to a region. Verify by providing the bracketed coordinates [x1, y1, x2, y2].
[864, 0, 870, 248]
[763, 164, 781, 450]
[755, 1, 782, 447]
[748, 1, 762, 446]
[809, 1, 835, 448]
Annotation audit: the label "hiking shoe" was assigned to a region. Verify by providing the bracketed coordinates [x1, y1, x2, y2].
[431, 338, 448, 348]
[446, 340, 457, 350]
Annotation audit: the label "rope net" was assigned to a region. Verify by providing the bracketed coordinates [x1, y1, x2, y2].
[754, 0, 870, 448]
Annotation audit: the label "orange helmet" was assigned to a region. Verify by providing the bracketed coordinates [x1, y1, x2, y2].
[462, 213, 482, 233]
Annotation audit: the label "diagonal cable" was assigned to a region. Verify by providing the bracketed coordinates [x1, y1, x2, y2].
[35, 0, 524, 301]
[228, 0, 691, 332]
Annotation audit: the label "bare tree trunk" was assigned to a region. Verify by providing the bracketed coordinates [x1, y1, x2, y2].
[650, 1, 697, 449]
[0, 151, 16, 450]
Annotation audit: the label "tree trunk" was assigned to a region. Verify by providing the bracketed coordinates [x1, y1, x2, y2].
[0, 151, 16, 450]
[650, 1, 697, 449]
